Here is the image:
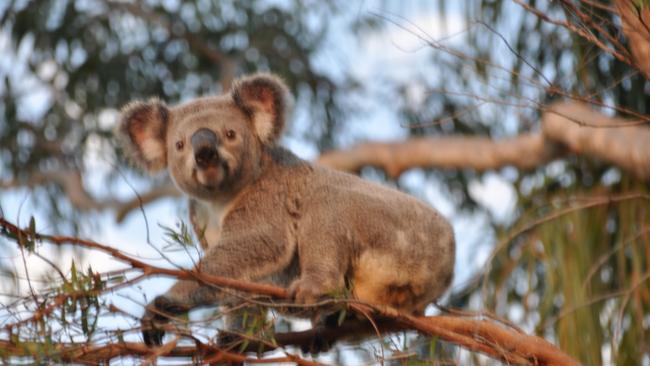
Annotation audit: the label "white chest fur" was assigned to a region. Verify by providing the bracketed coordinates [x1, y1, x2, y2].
[191, 200, 230, 249]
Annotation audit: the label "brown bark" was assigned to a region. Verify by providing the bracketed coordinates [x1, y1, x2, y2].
[318, 102, 650, 181]
[0, 217, 583, 366]
[0, 315, 581, 366]
[543, 102, 650, 180]
[318, 133, 561, 177]
[616, 0, 650, 79]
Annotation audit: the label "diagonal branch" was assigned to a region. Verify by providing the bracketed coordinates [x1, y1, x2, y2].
[318, 133, 561, 178]
[542, 102, 650, 180]
[319, 102, 650, 181]
[0, 172, 181, 221]
[615, 0, 650, 79]
[0, 216, 581, 366]
[0, 339, 327, 366]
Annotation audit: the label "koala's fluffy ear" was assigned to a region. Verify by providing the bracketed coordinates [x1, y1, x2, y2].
[117, 99, 169, 173]
[231, 73, 290, 143]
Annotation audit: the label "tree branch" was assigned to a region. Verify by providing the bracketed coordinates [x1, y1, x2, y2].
[0, 339, 326, 365]
[318, 133, 561, 177]
[0, 172, 181, 222]
[114, 183, 181, 223]
[0, 217, 582, 366]
[319, 102, 650, 181]
[615, 0, 650, 79]
[543, 102, 650, 180]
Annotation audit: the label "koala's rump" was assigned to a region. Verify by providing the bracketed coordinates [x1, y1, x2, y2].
[302, 167, 455, 313]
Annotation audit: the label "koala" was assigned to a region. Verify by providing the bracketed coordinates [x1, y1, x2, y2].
[117, 73, 455, 348]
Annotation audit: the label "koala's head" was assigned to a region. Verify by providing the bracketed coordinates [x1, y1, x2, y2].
[118, 73, 290, 200]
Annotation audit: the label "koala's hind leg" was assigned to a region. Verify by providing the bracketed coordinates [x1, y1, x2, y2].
[288, 227, 349, 304]
[352, 249, 431, 314]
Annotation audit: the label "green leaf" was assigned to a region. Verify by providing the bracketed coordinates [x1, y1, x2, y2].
[633, 0, 650, 10]
[70, 260, 77, 286]
[337, 309, 347, 326]
[28, 216, 36, 236]
[158, 221, 195, 250]
[108, 274, 126, 284]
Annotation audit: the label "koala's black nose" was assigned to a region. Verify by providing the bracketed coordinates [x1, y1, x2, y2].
[191, 128, 220, 168]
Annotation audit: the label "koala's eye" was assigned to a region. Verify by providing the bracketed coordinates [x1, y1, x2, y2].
[175, 140, 184, 150]
[226, 129, 236, 140]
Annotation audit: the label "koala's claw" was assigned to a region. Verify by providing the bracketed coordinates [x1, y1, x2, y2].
[142, 328, 164, 346]
[153, 296, 191, 314]
[288, 278, 327, 305]
[141, 311, 165, 346]
[141, 296, 190, 347]
[300, 326, 333, 354]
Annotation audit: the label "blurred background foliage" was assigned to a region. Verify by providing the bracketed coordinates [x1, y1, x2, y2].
[0, 0, 648, 364]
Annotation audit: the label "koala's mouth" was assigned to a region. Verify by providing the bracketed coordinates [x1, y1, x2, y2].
[194, 162, 230, 191]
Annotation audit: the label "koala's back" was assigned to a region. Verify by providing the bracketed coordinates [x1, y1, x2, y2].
[295, 163, 455, 314]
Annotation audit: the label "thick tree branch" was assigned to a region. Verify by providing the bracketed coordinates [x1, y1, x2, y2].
[615, 0, 650, 79]
[0, 217, 582, 366]
[0, 172, 181, 221]
[318, 133, 561, 177]
[543, 102, 650, 180]
[0, 339, 325, 365]
[319, 102, 650, 180]
[0, 315, 577, 365]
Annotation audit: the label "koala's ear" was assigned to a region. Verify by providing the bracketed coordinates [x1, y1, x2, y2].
[231, 73, 291, 143]
[117, 99, 169, 173]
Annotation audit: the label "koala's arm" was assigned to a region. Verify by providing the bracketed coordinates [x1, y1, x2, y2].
[142, 228, 294, 345]
[171, 232, 294, 302]
[170, 227, 295, 300]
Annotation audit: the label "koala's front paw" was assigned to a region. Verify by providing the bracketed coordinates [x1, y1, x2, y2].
[300, 327, 333, 355]
[217, 330, 243, 348]
[141, 310, 164, 347]
[288, 277, 328, 305]
[141, 296, 190, 347]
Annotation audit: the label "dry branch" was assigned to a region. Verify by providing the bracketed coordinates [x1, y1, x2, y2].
[515, 0, 633, 66]
[0, 172, 180, 223]
[0, 339, 325, 366]
[0, 315, 577, 365]
[319, 101, 650, 181]
[615, 0, 650, 79]
[543, 102, 650, 180]
[0, 217, 581, 365]
[318, 133, 561, 177]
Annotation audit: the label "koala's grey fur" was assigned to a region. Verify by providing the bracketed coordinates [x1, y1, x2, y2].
[117, 73, 455, 346]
